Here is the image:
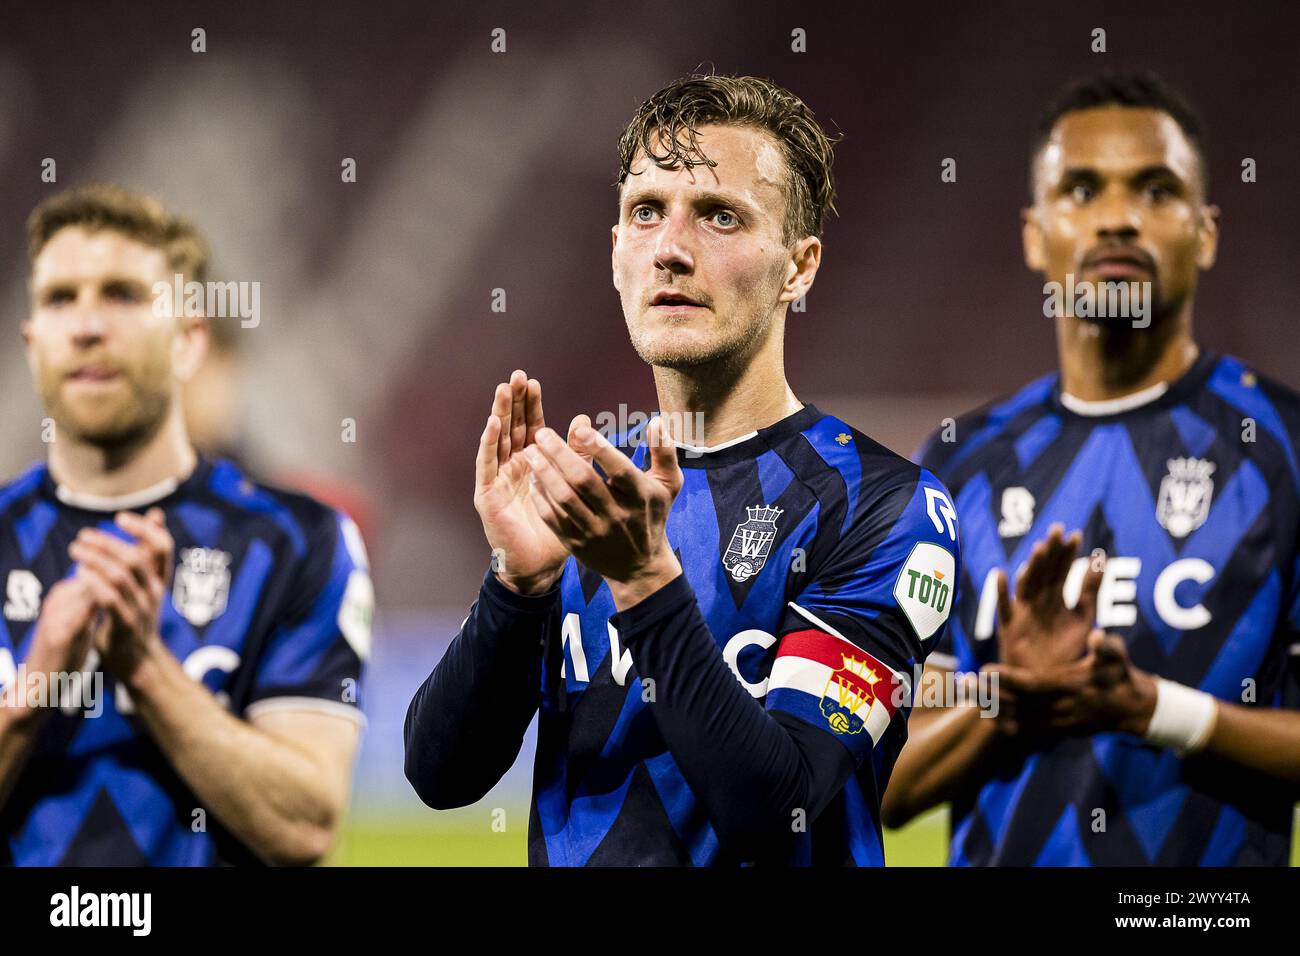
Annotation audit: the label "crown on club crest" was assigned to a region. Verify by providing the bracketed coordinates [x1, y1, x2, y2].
[838, 654, 881, 686]
[1166, 456, 1216, 482]
[745, 505, 784, 524]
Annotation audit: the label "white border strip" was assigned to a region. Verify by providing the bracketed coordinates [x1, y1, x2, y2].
[244, 696, 368, 729]
[1060, 381, 1168, 417]
[56, 475, 182, 512]
[674, 430, 759, 455]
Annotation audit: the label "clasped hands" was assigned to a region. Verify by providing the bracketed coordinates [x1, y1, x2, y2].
[474, 370, 683, 610]
[988, 524, 1158, 740]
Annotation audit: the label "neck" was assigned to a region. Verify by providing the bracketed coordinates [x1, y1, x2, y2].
[48, 400, 197, 499]
[651, 320, 802, 447]
[1056, 302, 1199, 402]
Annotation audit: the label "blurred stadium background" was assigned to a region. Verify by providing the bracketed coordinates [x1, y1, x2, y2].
[1, 0, 1297, 864]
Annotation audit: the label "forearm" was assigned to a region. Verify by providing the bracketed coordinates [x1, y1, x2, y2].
[120, 645, 344, 866]
[1101, 665, 1300, 787]
[881, 695, 1002, 827]
[0, 705, 49, 812]
[1199, 701, 1300, 786]
[0, 642, 80, 812]
[404, 569, 553, 809]
[613, 574, 854, 856]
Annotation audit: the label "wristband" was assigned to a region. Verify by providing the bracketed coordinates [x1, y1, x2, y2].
[1143, 677, 1218, 754]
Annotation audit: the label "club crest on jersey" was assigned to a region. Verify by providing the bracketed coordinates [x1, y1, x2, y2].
[172, 547, 232, 627]
[722, 505, 782, 582]
[821, 652, 881, 735]
[1156, 457, 1215, 539]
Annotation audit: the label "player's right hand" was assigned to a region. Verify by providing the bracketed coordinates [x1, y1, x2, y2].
[26, 577, 100, 682]
[474, 370, 575, 594]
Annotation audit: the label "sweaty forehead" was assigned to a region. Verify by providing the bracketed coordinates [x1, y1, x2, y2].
[1036, 105, 1202, 190]
[623, 123, 789, 208]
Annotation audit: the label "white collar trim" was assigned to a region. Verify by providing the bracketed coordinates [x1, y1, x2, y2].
[55, 474, 182, 512]
[672, 430, 758, 455]
[1060, 380, 1169, 417]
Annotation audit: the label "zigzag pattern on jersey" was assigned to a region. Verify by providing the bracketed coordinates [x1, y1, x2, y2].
[941, 355, 1300, 865]
[533, 412, 898, 866]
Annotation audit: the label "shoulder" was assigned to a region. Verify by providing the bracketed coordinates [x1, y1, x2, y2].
[916, 371, 1059, 481]
[783, 408, 957, 546]
[0, 463, 50, 521]
[1203, 354, 1300, 435]
[1201, 355, 1300, 491]
[201, 458, 362, 565]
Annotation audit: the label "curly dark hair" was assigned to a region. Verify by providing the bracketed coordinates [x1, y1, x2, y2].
[616, 73, 841, 244]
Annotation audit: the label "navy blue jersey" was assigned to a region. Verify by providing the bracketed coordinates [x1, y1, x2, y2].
[919, 350, 1300, 866]
[407, 404, 960, 865]
[0, 457, 371, 866]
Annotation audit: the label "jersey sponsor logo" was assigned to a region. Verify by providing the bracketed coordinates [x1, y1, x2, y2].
[172, 547, 231, 627]
[769, 628, 903, 744]
[4, 569, 43, 621]
[722, 505, 782, 582]
[998, 487, 1035, 538]
[972, 555, 1216, 638]
[562, 612, 776, 696]
[894, 541, 956, 640]
[1156, 457, 1216, 538]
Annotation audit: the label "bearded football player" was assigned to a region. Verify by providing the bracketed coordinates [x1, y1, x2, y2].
[0, 184, 373, 865]
[884, 73, 1300, 866]
[405, 74, 961, 866]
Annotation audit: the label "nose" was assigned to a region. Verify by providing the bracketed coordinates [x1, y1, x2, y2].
[66, 299, 109, 347]
[653, 213, 694, 275]
[1093, 186, 1141, 242]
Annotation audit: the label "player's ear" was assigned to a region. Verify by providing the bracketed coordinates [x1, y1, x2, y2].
[1196, 203, 1220, 270]
[1022, 206, 1046, 272]
[779, 235, 821, 305]
[610, 224, 621, 292]
[172, 313, 210, 384]
[20, 319, 38, 376]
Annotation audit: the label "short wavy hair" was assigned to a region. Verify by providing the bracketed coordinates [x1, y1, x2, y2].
[28, 182, 209, 284]
[616, 73, 841, 244]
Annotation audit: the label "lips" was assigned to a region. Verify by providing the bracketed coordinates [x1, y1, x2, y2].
[66, 365, 122, 383]
[651, 291, 705, 308]
[1081, 247, 1155, 278]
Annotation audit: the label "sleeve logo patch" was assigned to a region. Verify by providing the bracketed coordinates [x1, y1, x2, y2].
[893, 541, 955, 641]
[338, 570, 375, 661]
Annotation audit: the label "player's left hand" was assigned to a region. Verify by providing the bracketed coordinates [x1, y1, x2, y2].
[1046, 629, 1159, 737]
[522, 415, 683, 608]
[996, 524, 1103, 673]
[67, 507, 174, 679]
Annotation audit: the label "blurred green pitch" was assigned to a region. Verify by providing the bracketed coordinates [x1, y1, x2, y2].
[327, 805, 1300, 866]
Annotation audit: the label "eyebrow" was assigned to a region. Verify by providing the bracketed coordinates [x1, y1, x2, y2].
[33, 275, 152, 294]
[621, 187, 764, 220]
[1057, 163, 1189, 186]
